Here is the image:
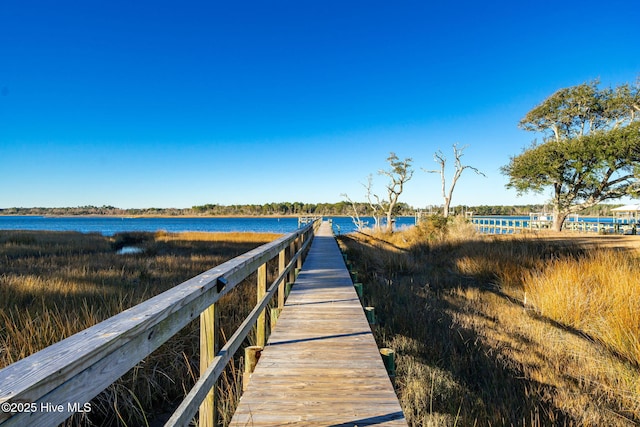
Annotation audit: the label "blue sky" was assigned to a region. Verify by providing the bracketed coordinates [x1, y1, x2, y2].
[1, 1, 638, 209]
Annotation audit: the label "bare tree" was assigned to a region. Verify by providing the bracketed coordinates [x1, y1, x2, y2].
[363, 174, 383, 230]
[425, 143, 485, 217]
[340, 192, 366, 231]
[342, 154, 413, 233]
[379, 153, 414, 232]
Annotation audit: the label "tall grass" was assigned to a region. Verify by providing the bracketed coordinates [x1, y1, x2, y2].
[523, 249, 640, 368]
[0, 230, 281, 426]
[338, 216, 640, 426]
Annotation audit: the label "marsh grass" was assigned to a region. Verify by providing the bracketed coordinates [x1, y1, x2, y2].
[0, 230, 281, 426]
[338, 217, 640, 426]
[523, 249, 640, 369]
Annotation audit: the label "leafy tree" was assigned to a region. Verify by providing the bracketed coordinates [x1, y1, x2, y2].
[502, 79, 640, 231]
[519, 79, 639, 140]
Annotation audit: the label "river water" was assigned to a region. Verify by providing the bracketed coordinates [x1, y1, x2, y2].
[0, 216, 417, 236]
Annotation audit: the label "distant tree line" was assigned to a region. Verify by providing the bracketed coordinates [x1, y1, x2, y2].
[0, 202, 624, 218]
[0, 202, 417, 217]
[0, 205, 133, 216]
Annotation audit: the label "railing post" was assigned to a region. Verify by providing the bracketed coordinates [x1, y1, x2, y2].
[288, 240, 296, 285]
[256, 263, 267, 347]
[278, 247, 286, 310]
[380, 348, 396, 378]
[199, 303, 218, 427]
[243, 346, 263, 391]
[296, 236, 303, 270]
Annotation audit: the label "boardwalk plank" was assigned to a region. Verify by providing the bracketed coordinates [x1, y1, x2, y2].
[230, 222, 406, 426]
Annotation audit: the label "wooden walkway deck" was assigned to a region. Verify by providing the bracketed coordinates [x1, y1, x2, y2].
[230, 221, 406, 426]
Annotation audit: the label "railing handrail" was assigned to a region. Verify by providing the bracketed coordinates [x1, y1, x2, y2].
[165, 229, 307, 425]
[0, 220, 321, 426]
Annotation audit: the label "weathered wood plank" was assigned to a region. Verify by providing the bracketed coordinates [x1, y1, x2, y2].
[230, 222, 406, 426]
[199, 302, 218, 427]
[256, 263, 267, 347]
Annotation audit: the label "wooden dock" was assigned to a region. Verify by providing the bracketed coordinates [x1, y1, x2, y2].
[230, 221, 406, 426]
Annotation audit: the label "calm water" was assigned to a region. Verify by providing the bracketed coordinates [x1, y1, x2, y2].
[0, 216, 417, 236]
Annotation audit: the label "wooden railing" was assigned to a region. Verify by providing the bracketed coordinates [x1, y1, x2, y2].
[471, 215, 638, 234]
[0, 219, 321, 427]
[297, 215, 322, 227]
[470, 216, 530, 234]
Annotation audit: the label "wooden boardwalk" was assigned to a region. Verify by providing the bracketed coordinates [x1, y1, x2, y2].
[230, 221, 406, 426]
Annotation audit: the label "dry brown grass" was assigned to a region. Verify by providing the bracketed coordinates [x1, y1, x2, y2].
[0, 229, 281, 426]
[337, 217, 640, 426]
[154, 230, 282, 243]
[523, 249, 640, 370]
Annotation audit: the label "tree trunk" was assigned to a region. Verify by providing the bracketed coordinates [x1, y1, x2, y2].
[442, 197, 451, 218]
[552, 184, 568, 232]
[373, 216, 381, 230]
[552, 209, 568, 232]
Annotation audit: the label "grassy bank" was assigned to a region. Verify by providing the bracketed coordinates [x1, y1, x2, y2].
[337, 217, 640, 426]
[0, 230, 281, 426]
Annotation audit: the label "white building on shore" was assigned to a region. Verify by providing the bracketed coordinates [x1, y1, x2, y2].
[611, 204, 640, 224]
